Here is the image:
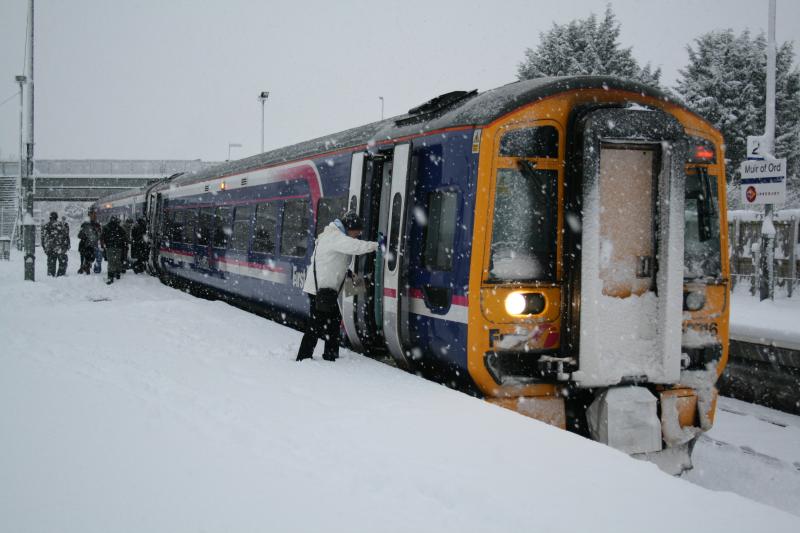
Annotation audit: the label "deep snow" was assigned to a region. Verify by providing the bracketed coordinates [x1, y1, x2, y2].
[729, 283, 800, 349]
[1, 249, 799, 532]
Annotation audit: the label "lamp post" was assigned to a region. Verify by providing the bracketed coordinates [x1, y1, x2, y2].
[379, 96, 384, 120]
[22, 0, 35, 281]
[258, 91, 269, 154]
[227, 143, 242, 161]
[14, 75, 26, 251]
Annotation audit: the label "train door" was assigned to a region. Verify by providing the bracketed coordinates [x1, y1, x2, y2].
[355, 150, 392, 350]
[342, 152, 365, 351]
[380, 144, 412, 366]
[570, 108, 687, 387]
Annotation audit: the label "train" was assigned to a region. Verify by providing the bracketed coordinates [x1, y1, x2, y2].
[94, 76, 729, 472]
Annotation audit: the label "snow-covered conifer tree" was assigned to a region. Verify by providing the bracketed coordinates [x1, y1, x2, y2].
[676, 29, 800, 206]
[516, 5, 661, 87]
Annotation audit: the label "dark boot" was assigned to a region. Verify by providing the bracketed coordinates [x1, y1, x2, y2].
[296, 330, 318, 361]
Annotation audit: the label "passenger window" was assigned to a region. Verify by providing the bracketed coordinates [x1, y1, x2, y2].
[252, 202, 277, 254]
[424, 190, 458, 271]
[316, 196, 347, 236]
[197, 208, 213, 246]
[281, 199, 310, 257]
[162, 210, 174, 243]
[183, 209, 197, 245]
[489, 168, 557, 281]
[212, 206, 232, 248]
[171, 210, 184, 243]
[499, 126, 559, 158]
[388, 193, 402, 271]
[231, 205, 254, 252]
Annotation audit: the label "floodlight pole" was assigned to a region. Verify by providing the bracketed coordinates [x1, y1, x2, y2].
[759, 0, 777, 300]
[22, 0, 35, 281]
[379, 96, 384, 120]
[15, 75, 26, 251]
[259, 91, 269, 154]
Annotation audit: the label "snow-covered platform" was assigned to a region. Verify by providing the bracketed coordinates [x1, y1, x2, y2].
[724, 287, 800, 415]
[729, 286, 800, 350]
[1, 250, 799, 532]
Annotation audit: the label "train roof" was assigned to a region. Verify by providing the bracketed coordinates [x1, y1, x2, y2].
[166, 76, 674, 187]
[95, 187, 147, 205]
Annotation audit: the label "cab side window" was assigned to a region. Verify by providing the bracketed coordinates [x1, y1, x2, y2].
[423, 190, 458, 271]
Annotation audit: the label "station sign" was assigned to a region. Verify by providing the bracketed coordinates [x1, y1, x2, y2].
[740, 158, 786, 205]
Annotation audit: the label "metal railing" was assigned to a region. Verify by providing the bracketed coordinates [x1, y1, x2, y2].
[729, 209, 800, 297]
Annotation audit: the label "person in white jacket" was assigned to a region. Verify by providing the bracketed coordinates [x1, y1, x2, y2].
[296, 211, 378, 361]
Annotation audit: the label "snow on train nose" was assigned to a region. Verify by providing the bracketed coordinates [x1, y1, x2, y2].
[587, 386, 661, 454]
[571, 107, 687, 388]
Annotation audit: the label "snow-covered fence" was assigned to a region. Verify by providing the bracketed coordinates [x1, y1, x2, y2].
[728, 209, 800, 297]
[0, 207, 16, 260]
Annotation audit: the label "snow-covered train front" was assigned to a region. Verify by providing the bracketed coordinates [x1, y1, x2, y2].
[95, 76, 729, 470]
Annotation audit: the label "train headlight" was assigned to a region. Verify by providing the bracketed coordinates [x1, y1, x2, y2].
[684, 290, 706, 311]
[504, 292, 545, 316]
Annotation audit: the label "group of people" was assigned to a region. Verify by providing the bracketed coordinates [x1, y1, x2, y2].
[47, 207, 376, 362]
[43, 208, 149, 284]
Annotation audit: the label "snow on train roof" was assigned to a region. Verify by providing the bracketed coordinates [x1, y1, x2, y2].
[166, 76, 672, 188]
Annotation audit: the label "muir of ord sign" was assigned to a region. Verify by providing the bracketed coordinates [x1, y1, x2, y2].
[740, 158, 786, 205]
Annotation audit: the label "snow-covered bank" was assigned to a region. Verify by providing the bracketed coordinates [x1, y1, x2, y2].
[729, 284, 800, 349]
[1, 250, 798, 532]
[685, 397, 800, 515]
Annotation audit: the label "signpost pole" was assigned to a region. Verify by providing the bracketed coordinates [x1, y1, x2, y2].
[758, 0, 777, 301]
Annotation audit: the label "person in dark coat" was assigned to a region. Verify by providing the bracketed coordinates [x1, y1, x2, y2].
[130, 218, 148, 274]
[41, 212, 70, 277]
[122, 218, 134, 272]
[296, 212, 378, 362]
[88, 209, 103, 273]
[101, 216, 128, 284]
[78, 211, 102, 275]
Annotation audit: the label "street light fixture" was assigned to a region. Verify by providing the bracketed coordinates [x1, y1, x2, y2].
[228, 143, 242, 161]
[259, 91, 269, 154]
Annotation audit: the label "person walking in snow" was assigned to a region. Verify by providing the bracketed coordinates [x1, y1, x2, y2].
[77, 211, 101, 275]
[121, 218, 134, 272]
[295, 211, 378, 362]
[130, 218, 148, 273]
[101, 216, 128, 284]
[88, 209, 104, 274]
[41, 212, 70, 277]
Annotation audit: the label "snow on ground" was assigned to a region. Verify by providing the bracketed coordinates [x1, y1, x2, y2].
[685, 397, 800, 516]
[1, 250, 799, 533]
[729, 284, 800, 349]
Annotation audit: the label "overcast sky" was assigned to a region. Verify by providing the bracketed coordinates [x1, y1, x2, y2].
[0, 0, 798, 162]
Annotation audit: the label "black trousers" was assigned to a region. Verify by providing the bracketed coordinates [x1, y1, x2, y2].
[47, 252, 67, 277]
[296, 294, 341, 361]
[79, 246, 95, 274]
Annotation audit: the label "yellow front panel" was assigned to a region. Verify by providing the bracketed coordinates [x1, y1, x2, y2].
[467, 89, 729, 400]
